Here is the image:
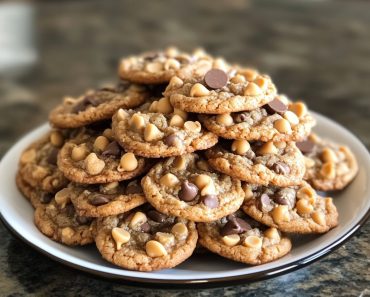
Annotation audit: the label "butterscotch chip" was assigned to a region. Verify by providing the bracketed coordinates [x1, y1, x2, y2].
[198, 211, 292, 265]
[160, 173, 180, 187]
[156, 97, 174, 114]
[274, 118, 292, 134]
[289, 102, 307, 118]
[242, 182, 339, 233]
[49, 83, 148, 128]
[112, 227, 131, 250]
[71, 144, 89, 161]
[216, 114, 233, 126]
[169, 115, 185, 127]
[93, 136, 110, 152]
[129, 113, 146, 131]
[50, 131, 64, 147]
[171, 222, 189, 239]
[144, 123, 163, 142]
[244, 82, 262, 96]
[85, 153, 105, 175]
[231, 139, 250, 155]
[118, 153, 138, 172]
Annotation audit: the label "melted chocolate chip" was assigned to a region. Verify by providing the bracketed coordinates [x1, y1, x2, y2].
[47, 148, 59, 166]
[178, 181, 199, 202]
[71, 95, 104, 114]
[204, 69, 228, 89]
[271, 162, 291, 175]
[102, 141, 122, 157]
[65, 204, 75, 217]
[40, 192, 53, 204]
[296, 140, 315, 154]
[164, 134, 182, 147]
[76, 216, 92, 225]
[234, 112, 248, 123]
[273, 188, 296, 209]
[88, 193, 113, 206]
[140, 222, 151, 233]
[147, 210, 167, 223]
[220, 217, 251, 236]
[125, 182, 142, 195]
[257, 193, 273, 212]
[201, 195, 219, 209]
[264, 98, 287, 115]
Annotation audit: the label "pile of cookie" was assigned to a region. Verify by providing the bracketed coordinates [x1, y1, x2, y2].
[16, 47, 358, 272]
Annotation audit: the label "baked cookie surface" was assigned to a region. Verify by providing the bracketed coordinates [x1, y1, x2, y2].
[242, 183, 338, 233]
[95, 205, 198, 271]
[19, 131, 69, 193]
[49, 82, 148, 129]
[298, 134, 358, 191]
[71, 178, 146, 217]
[34, 189, 95, 246]
[58, 126, 151, 184]
[205, 140, 305, 187]
[141, 154, 244, 222]
[112, 105, 218, 158]
[198, 211, 292, 265]
[165, 67, 277, 114]
[199, 96, 316, 142]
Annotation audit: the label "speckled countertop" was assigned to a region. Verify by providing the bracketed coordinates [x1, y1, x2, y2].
[0, 0, 369, 296]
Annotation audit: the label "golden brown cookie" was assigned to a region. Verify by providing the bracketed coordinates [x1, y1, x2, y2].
[205, 140, 305, 187]
[165, 67, 277, 114]
[141, 154, 244, 222]
[95, 205, 198, 271]
[58, 126, 151, 184]
[34, 191, 95, 246]
[298, 134, 358, 191]
[198, 211, 292, 265]
[242, 183, 339, 234]
[70, 178, 146, 217]
[111, 105, 218, 158]
[199, 96, 316, 142]
[118, 47, 215, 84]
[49, 82, 148, 129]
[19, 131, 69, 193]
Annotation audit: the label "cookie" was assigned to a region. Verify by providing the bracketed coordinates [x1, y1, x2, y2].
[16, 172, 55, 208]
[164, 67, 277, 114]
[111, 104, 218, 158]
[298, 134, 358, 191]
[205, 140, 305, 187]
[95, 205, 198, 271]
[118, 47, 215, 84]
[34, 189, 95, 246]
[58, 126, 151, 184]
[19, 131, 69, 193]
[141, 154, 244, 222]
[49, 82, 148, 129]
[198, 211, 292, 265]
[199, 96, 316, 142]
[242, 182, 338, 233]
[71, 178, 146, 217]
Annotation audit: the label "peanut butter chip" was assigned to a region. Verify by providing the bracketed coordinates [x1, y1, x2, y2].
[146, 240, 167, 257]
[50, 131, 64, 147]
[190, 83, 210, 97]
[243, 236, 262, 249]
[85, 153, 105, 175]
[144, 123, 163, 142]
[21, 149, 36, 164]
[112, 227, 130, 250]
[204, 69, 228, 89]
[171, 222, 188, 239]
[222, 234, 240, 247]
[119, 153, 138, 172]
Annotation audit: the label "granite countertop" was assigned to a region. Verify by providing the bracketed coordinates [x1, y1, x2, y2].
[0, 0, 369, 296]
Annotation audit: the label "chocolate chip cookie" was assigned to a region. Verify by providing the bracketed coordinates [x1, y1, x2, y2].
[198, 211, 292, 265]
[205, 140, 305, 187]
[19, 131, 69, 193]
[58, 126, 150, 184]
[34, 188, 95, 246]
[242, 183, 338, 233]
[297, 134, 358, 191]
[111, 104, 218, 158]
[71, 179, 146, 217]
[118, 47, 214, 84]
[199, 96, 316, 142]
[141, 154, 244, 222]
[165, 67, 277, 114]
[49, 82, 148, 129]
[95, 205, 198, 271]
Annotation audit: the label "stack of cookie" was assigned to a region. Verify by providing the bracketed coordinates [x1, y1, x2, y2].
[16, 47, 358, 271]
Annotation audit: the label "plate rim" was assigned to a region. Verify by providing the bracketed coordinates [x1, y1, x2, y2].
[1, 112, 370, 288]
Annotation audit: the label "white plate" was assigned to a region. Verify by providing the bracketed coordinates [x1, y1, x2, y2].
[1, 112, 369, 288]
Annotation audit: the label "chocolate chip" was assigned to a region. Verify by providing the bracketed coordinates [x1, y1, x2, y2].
[65, 204, 75, 217]
[204, 69, 228, 89]
[47, 148, 59, 166]
[273, 188, 296, 209]
[140, 222, 151, 233]
[125, 182, 142, 194]
[220, 217, 251, 236]
[102, 141, 122, 157]
[88, 193, 113, 206]
[244, 149, 256, 159]
[296, 140, 315, 154]
[234, 113, 248, 123]
[264, 98, 288, 115]
[164, 134, 182, 147]
[257, 193, 273, 212]
[271, 162, 291, 175]
[201, 195, 219, 209]
[143, 52, 160, 61]
[147, 210, 167, 223]
[178, 181, 199, 202]
[76, 216, 92, 225]
[40, 192, 53, 204]
[71, 95, 104, 113]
